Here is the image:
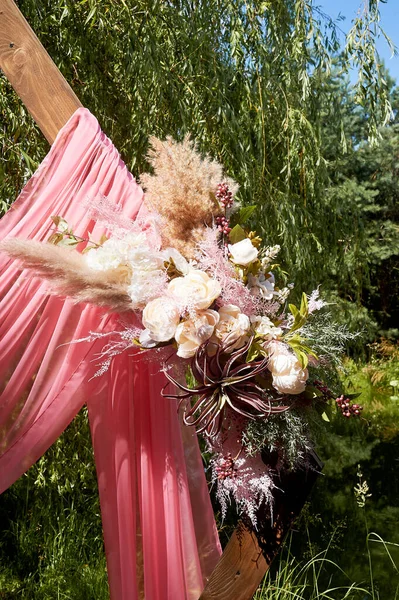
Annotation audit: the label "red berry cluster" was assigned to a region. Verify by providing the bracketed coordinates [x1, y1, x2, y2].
[216, 182, 234, 208]
[215, 215, 231, 235]
[215, 453, 238, 481]
[336, 395, 363, 418]
[313, 380, 334, 400]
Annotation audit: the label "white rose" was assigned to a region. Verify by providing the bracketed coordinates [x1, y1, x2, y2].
[228, 238, 258, 266]
[175, 310, 219, 358]
[142, 297, 180, 342]
[168, 270, 221, 310]
[250, 315, 282, 340]
[213, 304, 250, 351]
[268, 352, 308, 395]
[248, 272, 275, 300]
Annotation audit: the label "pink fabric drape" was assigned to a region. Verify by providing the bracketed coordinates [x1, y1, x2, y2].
[0, 108, 221, 599]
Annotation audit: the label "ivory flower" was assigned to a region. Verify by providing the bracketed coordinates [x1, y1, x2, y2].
[168, 269, 221, 310]
[127, 269, 165, 308]
[228, 238, 258, 266]
[268, 352, 308, 395]
[142, 297, 180, 342]
[175, 310, 219, 358]
[161, 247, 192, 275]
[86, 239, 126, 271]
[86, 233, 158, 272]
[250, 315, 282, 340]
[213, 304, 250, 350]
[248, 272, 275, 300]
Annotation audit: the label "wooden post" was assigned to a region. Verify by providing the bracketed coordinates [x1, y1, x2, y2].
[0, 3, 323, 598]
[199, 452, 322, 600]
[0, 0, 81, 144]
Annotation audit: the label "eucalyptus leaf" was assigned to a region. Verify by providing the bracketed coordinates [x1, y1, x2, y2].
[228, 224, 247, 244]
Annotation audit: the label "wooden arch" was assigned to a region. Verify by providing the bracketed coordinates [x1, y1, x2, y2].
[0, 2, 322, 597]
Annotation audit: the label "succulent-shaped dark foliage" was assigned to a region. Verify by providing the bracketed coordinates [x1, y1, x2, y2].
[162, 337, 292, 437]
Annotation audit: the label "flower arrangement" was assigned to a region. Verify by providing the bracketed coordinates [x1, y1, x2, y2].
[0, 136, 362, 525]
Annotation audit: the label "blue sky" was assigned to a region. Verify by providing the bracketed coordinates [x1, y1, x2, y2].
[317, 0, 399, 83]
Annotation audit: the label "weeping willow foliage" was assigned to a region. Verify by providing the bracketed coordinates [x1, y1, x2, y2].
[0, 0, 393, 293]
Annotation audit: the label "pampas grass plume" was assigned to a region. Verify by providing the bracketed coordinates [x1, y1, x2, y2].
[0, 239, 132, 312]
[141, 136, 238, 257]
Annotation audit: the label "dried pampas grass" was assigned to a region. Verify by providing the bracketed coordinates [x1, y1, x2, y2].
[141, 136, 238, 258]
[0, 239, 132, 312]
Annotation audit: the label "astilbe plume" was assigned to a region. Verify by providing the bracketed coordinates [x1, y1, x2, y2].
[141, 136, 238, 258]
[83, 194, 138, 236]
[195, 228, 259, 316]
[83, 194, 163, 249]
[0, 239, 132, 312]
[209, 414, 276, 526]
[211, 452, 276, 526]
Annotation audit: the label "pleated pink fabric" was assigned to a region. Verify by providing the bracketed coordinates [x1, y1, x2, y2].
[0, 108, 221, 599]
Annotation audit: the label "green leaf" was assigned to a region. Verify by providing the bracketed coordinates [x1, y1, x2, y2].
[246, 340, 266, 363]
[57, 237, 79, 247]
[292, 348, 309, 369]
[228, 224, 247, 244]
[230, 205, 257, 227]
[300, 292, 309, 318]
[321, 411, 330, 422]
[47, 233, 64, 245]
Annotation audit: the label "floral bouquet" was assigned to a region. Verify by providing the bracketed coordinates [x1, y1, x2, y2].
[0, 137, 362, 525]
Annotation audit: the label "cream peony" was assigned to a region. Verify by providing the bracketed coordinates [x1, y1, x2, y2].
[213, 304, 250, 351]
[142, 297, 180, 342]
[168, 269, 221, 310]
[175, 310, 219, 358]
[228, 238, 258, 266]
[268, 352, 308, 395]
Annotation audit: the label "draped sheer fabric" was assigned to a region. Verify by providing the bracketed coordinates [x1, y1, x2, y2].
[0, 108, 221, 599]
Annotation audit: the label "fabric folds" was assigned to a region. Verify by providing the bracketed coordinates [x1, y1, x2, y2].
[0, 108, 221, 599]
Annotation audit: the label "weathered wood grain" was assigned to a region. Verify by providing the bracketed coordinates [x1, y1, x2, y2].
[0, 0, 81, 144]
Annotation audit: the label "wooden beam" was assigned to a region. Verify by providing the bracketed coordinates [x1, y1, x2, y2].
[0, 0, 81, 144]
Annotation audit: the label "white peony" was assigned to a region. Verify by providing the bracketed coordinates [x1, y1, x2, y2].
[127, 245, 163, 271]
[250, 315, 282, 340]
[85, 239, 126, 271]
[228, 238, 258, 266]
[213, 304, 250, 351]
[268, 352, 308, 395]
[248, 272, 275, 300]
[142, 297, 180, 342]
[85, 232, 155, 272]
[127, 269, 165, 308]
[168, 270, 221, 310]
[175, 310, 219, 358]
